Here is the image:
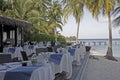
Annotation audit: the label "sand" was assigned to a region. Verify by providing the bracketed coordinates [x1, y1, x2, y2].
[83, 55, 120, 80]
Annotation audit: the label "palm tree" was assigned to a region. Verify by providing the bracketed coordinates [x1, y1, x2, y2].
[112, 2, 120, 27]
[2, 0, 63, 42]
[3, 0, 49, 32]
[62, 0, 84, 44]
[0, 0, 4, 12]
[85, 0, 118, 61]
[0, 0, 13, 15]
[46, 1, 63, 41]
[4, 0, 38, 20]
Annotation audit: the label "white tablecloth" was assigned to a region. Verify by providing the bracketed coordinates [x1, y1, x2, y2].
[78, 45, 86, 59]
[36, 51, 72, 79]
[0, 62, 55, 80]
[72, 45, 86, 65]
[23, 45, 38, 56]
[30, 63, 55, 80]
[49, 52, 72, 79]
[3, 47, 23, 60]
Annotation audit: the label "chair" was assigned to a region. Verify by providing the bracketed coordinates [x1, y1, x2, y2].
[0, 54, 12, 64]
[47, 47, 53, 52]
[36, 48, 48, 54]
[21, 51, 28, 61]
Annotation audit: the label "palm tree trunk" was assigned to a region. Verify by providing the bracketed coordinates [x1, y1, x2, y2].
[54, 28, 57, 42]
[105, 13, 117, 61]
[106, 14, 113, 56]
[76, 22, 80, 44]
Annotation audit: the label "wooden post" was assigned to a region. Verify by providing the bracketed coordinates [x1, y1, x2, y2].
[21, 27, 24, 46]
[0, 24, 3, 52]
[15, 27, 17, 46]
[7, 30, 10, 39]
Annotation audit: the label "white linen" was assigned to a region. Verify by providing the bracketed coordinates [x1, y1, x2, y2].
[23, 45, 38, 56]
[78, 45, 86, 59]
[73, 48, 81, 65]
[38, 42, 46, 48]
[50, 53, 72, 79]
[46, 42, 51, 47]
[0, 62, 21, 80]
[72, 45, 86, 65]
[30, 63, 55, 80]
[36, 51, 73, 79]
[0, 62, 55, 80]
[3, 47, 23, 60]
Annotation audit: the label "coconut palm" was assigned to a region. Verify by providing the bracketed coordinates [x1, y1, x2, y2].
[1, 0, 63, 42]
[0, 0, 13, 15]
[85, 0, 118, 61]
[112, 0, 120, 27]
[0, 0, 4, 12]
[45, 1, 63, 41]
[4, 0, 39, 20]
[3, 0, 49, 33]
[62, 0, 84, 44]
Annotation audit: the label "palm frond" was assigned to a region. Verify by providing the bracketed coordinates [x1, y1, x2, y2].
[112, 6, 120, 17]
[112, 16, 120, 27]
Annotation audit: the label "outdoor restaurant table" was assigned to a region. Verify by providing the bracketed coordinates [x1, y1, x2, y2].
[0, 62, 55, 80]
[23, 45, 38, 56]
[68, 45, 86, 66]
[68, 47, 81, 65]
[3, 47, 23, 60]
[49, 52, 72, 79]
[78, 45, 86, 59]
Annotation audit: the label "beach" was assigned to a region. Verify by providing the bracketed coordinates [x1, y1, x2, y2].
[83, 51, 120, 80]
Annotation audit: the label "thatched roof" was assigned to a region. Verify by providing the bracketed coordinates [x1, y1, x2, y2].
[0, 15, 33, 28]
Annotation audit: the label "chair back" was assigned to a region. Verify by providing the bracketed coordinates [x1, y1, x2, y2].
[21, 51, 28, 61]
[36, 48, 48, 53]
[0, 54, 12, 64]
[47, 47, 53, 52]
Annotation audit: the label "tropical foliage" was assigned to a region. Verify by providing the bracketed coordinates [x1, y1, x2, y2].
[112, 3, 120, 27]
[1, 0, 120, 60]
[62, 0, 84, 43]
[0, 0, 65, 42]
[62, 0, 120, 60]
[84, 0, 120, 60]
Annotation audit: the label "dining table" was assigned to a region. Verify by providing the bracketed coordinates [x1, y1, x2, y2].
[3, 47, 23, 60]
[48, 52, 72, 79]
[0, 61, 55, 80]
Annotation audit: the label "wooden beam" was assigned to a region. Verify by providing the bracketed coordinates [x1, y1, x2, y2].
[15, 27, 17, 46]
[0, 24, 3, 52]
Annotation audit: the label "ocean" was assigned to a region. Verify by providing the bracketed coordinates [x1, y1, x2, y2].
[91, 45, 120, 57]
[70, 39, 120, 57]
[82, 39, 120, 57]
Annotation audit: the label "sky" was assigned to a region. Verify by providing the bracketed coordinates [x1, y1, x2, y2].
[60, 8, 120, 39]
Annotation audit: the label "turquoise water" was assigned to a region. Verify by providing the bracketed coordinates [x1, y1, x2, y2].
[68, 39, 120, 57]
[91, 45, 120, 57]
[77, 39, 120, 57]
